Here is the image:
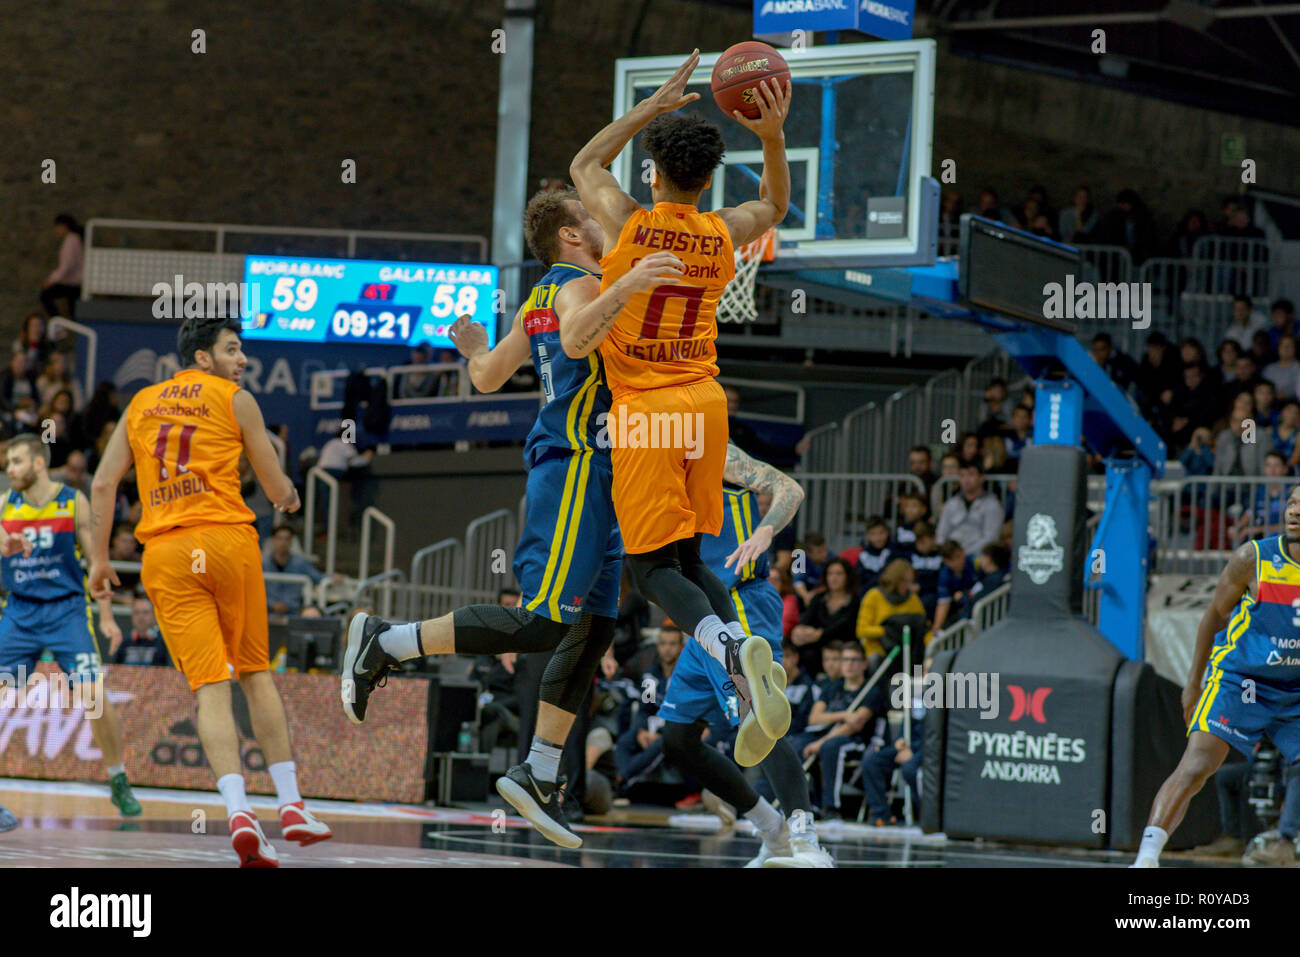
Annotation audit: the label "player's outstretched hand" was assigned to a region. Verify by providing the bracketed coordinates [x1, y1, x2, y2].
[87, 558, 120, 601]
[725, 525, 774, 572]
[100, 616, 123, 657]
[642, 49, 701, 115]
[0, 532, 32, 558]
[450, 314, 489, 360]
[620, 251, 685, 294]
[730, 77, 791, 141]
[276, 487, 301, 514]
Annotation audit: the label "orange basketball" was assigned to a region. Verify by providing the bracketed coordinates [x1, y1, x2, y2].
[711, 41, 790, 119]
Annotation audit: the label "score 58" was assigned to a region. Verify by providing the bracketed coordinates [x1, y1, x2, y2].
[430, 283, 480, 318]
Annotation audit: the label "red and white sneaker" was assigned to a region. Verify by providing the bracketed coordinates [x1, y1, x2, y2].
[279, 801, 332, 846]
[229, 811, 279, 868]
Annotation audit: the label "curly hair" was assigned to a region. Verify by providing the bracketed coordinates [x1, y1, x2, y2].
[640, 113, 726, 195]
[523, 187, 581, 268]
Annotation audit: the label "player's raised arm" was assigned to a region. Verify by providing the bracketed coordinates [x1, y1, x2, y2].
[232, 389, 298, 514]
[570, 49, 701, 249]
[722, 442, 804, 570]
[450, 310, 531, 393]
[88, 422, 133, 597]
[717, 78, 791, 249]
[1185, 542, 1256, 723]
[558, 253, 684, 358]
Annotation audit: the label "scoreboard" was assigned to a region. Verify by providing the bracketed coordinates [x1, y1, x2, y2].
[241, 256, 499, 348]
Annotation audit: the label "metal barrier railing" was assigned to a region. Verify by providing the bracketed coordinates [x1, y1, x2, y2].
[302, 467, 339, 575]
[926, 582, 1011, 656]
[1150, 475, 1291, 576]
[800, 421, 840, 475]
[794, 473, 927, 549]
[463, 508, 517, 605]
[353, 568, 405, 619]
[48, 318, 97, 402]
[358, 507, 396, 585]
[409, 538, 466, 621]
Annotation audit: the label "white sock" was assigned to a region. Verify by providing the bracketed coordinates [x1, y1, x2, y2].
[527, 737, 563, 783]
[106, 763, 125, 779]
[379, 621, 422, 661]
[269, 761, 301, 806]
[744, 797, 785, 837]
[1136, 825, 1168, 864]
[726, 620, 747, 641]
[217, 773, 251, 816]
[791, 811, 820, 847]
[694, 616, 731, 667]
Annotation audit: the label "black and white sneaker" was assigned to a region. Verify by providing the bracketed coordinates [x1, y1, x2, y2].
[341, 612, 402, 725]
[496, 763, 582, 849]
[723, 635, 791, 740]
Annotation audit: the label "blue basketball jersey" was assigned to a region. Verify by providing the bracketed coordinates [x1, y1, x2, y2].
[701, 485, 768, 591]
[520, 262, 613, 468]
[1213, 536, 1300, 685]
[0, 484, 85, 601]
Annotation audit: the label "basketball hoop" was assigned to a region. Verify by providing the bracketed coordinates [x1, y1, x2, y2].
[717, 228, 776, 324]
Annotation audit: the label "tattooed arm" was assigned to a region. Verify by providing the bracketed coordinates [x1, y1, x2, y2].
[559, 252, 684, 359]
[721, 441, 804, 571]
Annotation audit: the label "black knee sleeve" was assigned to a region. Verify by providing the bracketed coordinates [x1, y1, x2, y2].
[538, 614, 611, 715]
[452, 604, 568, 655]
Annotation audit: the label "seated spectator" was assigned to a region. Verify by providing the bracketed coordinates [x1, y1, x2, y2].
[815, 641, 843, 694]
[0, 352, 38, 413]
[856, 559, 928, 659]
[980, 434, 1008, 474]
[1268, 299, 1297, 356]
[1181, 337, 1212, 375]
[768, 565, 801, 639]
[110, 596, 172, 667]
[976, 187, 1011, 224]
[1058, 185, 1099, 243]
[1251, 329, 1276, 372]
[1163, 208, 1208, 259]
[50, 448, 90, 497]
[396, 343, 439, 398]
[1277, 402, 1300, 470]
[1135, 331, 1181, 418]
[960, 543, 1011, 619]
[780, 638, 818, 736]
[794, 643, 888, 820]
[935, 461, 1004, 557]
[1091, 332, 1138, 393]
[1216, 339, 1241, 390]
[264, 524, 334, 615]
[932, 451, 962, 515]
[1224, 295, 1267, 351]
[36, 353, 82, 409]
[932, 541, 977, 633]
[1179, 427, 1215, 476]
[907, 445, 939, 501]
[1164, 362, 1219, 452]
[13, 314, 53, 377]
[1089, 188, 1156, 264]
[855, 516, 895, 593]
[792, 532, 833, 605]
[976, 377, 1009, 437]
[909, 522, 942, 620]
[1255, 380, 1279, 428]
[613, 623, 681, 792]
[1215, 391, 1274, 476]
[1234, 452, 1291, 543]
[1264, 335, 1300, 400]
[859, 662, 926, 826]
[469, 652, 521, 753]
[1001, 405, 1033, 470]
[108, 523, 142, 596]
[893, 492, 929, 556]
[957, 431, 981, 468]
[792, 558, 860, 679]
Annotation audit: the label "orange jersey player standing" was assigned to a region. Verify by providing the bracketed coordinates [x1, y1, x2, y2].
[565, 50, 795, 764]
[87, 316, 332, 867]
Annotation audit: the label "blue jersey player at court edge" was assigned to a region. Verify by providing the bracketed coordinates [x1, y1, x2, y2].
[655, 441, 833, 867]
[343, 187, 690, 849]
[1135, 486, 1300, 866]
[0, 434, 142, 827]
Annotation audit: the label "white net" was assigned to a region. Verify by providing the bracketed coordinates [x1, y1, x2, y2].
[716, 230, 773, 324]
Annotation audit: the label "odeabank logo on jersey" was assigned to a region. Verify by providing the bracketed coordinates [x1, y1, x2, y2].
[967, 684, 1087, 785]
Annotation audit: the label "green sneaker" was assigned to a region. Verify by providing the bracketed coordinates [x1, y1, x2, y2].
[109, 772, 142, 817]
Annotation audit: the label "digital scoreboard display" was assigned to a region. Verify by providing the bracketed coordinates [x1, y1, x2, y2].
[958, 215, 1081, 332]
[241, 256, 499, 348]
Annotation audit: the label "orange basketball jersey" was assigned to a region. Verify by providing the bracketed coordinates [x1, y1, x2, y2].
[598, 203, 734, 395]
[125, 369, 254, 542]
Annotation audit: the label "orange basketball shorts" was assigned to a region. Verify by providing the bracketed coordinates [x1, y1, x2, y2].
[608, 377, 728, 554]
[140, 523, 270, 690]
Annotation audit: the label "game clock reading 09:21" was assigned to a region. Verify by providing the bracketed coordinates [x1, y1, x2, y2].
[240, 256, 499, 349]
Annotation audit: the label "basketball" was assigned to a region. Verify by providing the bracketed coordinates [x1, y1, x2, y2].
[711, 41, 790, 119]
